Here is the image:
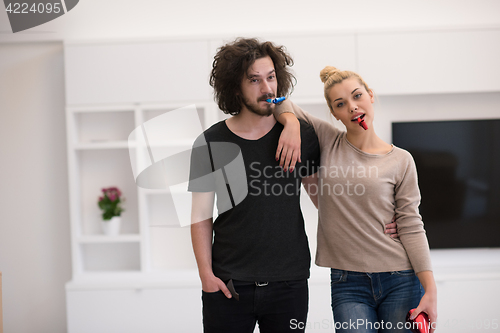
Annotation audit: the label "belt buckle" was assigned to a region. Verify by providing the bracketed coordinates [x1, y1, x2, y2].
[255, 281, 269, 287]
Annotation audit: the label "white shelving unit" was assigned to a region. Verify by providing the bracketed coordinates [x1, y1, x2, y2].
[65, 102, 221, 279]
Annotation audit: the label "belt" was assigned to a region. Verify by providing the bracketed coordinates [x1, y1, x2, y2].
[226, 279, 270, 301]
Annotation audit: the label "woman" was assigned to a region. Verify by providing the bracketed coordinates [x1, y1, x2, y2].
[274, 66, 437, 333]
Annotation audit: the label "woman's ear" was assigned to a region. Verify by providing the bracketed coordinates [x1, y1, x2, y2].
[369, 89, 375, 103]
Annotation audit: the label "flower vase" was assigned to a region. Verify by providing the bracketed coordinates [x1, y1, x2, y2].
[101, 216, 121, 236]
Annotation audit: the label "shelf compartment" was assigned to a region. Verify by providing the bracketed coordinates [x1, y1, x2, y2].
[78, 149, 139, 235]
[75, 110, 136, 144]
[149, 227, 197, 271]
[142, 105, 206, 136]
[146, 193, 180, 227]
[82, 242, 141, 272]
[140, 106, 205, 156]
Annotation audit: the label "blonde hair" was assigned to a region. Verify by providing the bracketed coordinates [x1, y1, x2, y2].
[320, 66, 371, 114]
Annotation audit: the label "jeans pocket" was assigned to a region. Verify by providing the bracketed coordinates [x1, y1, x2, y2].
[284, 279, 308, 289]
[202, 289, 223, 295]
[330, 268, 346, 284]
[391, 269, 415, 276]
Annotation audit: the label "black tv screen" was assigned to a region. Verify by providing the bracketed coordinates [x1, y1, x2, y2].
[392, 119, 500, 249]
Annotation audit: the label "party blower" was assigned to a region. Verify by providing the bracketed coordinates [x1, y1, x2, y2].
[353, 114, 368, 130]
[266, 97, 286, 104]
[406, 309, 430, 333]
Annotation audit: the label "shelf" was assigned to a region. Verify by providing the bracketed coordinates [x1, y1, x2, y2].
[142, 188, 188, 195]
[75, 140, 135, 150]
[73, 139, 192, 150]
[78, 234, 141, 243]
[146, 139, 194, 148]
[68, 105, 135, 113]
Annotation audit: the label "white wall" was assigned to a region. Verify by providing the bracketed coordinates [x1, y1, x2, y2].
[0, 42, 71, 332]
[1, 0, 500, 43]
[1, 1, 500, 332]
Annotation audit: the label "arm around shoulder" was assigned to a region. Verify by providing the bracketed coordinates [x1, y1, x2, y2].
[274, 99, 342, 148]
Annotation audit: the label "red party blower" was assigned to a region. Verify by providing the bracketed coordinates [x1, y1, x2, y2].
[406, 309, 430, 333]
[356, 115, 368, 130]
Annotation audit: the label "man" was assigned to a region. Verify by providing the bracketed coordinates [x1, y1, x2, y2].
[188, 38, 397, 333]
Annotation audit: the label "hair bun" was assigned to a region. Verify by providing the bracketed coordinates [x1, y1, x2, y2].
[320, 66, 340, 83]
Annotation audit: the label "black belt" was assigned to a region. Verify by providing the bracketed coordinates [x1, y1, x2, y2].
[226, 279, 270, 301]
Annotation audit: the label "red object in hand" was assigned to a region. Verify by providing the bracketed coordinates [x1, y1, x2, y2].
[356, 117, 368, 130]
[406, 309, 430, 333]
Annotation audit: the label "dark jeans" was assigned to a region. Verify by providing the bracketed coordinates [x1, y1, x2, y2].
[202, 279, 309, 333]
[330, 269, 423, 333]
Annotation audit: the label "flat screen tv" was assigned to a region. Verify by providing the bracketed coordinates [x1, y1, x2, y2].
[392, 119, 500, 249]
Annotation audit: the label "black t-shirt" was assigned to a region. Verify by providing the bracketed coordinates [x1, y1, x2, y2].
[188, 119, 320, 281]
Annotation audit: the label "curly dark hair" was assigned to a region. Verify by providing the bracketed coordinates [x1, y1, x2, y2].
[209, 38, 295, 115]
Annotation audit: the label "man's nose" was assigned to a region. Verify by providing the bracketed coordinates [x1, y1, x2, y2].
[261, 80, 272, 94]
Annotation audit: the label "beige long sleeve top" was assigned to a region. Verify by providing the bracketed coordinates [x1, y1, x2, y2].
[275, 100, 432, 273]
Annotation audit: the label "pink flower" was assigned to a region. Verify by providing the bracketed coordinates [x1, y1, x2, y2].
[98, 187, 125, 219]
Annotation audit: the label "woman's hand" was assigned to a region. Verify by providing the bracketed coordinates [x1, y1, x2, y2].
[276, 113, 301, 172]
[412, 290, 437, 333]
[414, 271, 438, 333]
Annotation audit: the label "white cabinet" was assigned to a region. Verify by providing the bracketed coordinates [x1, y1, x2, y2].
[357, 29, 500, 95]
[64, 40, 212, 105]
[66, 278, 203, 333]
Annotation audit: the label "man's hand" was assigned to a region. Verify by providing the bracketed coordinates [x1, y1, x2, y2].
[276, 113, 301, 172]
[385, 215, 398, 238]
[200, 272, 232, 298]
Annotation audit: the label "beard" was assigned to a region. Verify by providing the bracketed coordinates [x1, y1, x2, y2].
[241, 93, 275, 117]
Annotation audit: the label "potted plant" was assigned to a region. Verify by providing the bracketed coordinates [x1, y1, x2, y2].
[98, 187, 125, 236]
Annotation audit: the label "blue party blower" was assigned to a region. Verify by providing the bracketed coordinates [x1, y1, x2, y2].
[266, 97, 286, 104]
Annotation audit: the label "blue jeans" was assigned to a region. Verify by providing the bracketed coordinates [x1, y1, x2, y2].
[202, 279, 308, 333]
[330, 269, 423, 333]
